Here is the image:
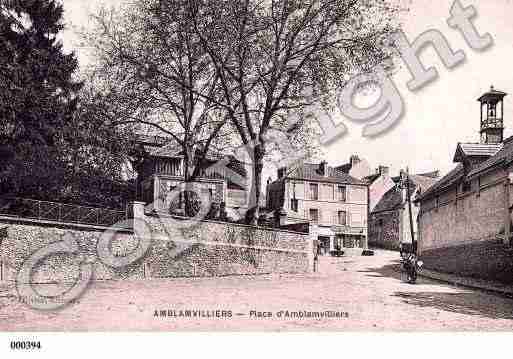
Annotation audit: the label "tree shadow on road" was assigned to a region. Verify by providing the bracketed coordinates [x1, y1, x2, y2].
[392, 291, 513, 320]
[357, 260, 403, 281]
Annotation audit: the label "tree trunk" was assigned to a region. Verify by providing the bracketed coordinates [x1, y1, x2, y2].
[183, 146, 195, 217]
[247, 142, 264, 226]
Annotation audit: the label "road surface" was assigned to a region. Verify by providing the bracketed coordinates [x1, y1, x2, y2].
[1, 250, 512, 331]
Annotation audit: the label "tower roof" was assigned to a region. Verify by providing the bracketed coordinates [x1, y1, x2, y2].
[453, 142, 502, 163]
[477, 85, 507, 102]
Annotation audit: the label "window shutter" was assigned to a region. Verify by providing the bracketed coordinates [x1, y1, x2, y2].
[332, 211, 337, 225]
[347, 212, 352, 227]
[318, 209, 323, 224]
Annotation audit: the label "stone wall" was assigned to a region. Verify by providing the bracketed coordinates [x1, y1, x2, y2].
[0, 211, 311, 284]
[418, 174, 507, 253]
[0, 218, 139, 284]
[416, 166, 513, 284]
[420, 239, 513, 284]
[142, 213, 311, 278]
[368, 209, 401, 250]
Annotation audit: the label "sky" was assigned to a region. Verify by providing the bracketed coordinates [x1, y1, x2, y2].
[60, 0, 513, 179]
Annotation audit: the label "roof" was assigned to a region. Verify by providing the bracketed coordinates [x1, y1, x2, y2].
[286, 163, 366, 185]
[135, 133, 170, 147]
[372, 186, 402, 213]
[453, 142, 502, 162]
[362, 173, 381, 184]
[414, 170, 440, 179]
[419, 137, 513, 201]
[391, 172, 439, 186]
[416, 164, 465, 201]
[372, 173, 438, 213]
[335, 163, 352, 174]
[409, 174, 438, 192]
[477, 87, 507, 102]
[148, 141, 183, 158]
[143, 137, 229, 161]
[467, 136, 513, 178]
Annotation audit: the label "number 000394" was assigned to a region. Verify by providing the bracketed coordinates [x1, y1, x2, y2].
[10, 341, 41, 350]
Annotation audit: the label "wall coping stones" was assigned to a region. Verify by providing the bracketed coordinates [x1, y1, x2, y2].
[0, 215, 134, 234]
[143, 211, 310, 236]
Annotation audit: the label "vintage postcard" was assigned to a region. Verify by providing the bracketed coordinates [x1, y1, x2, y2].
[1, 0, 513, 354]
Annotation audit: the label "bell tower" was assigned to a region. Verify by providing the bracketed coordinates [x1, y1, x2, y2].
[478, 86, 507, 144]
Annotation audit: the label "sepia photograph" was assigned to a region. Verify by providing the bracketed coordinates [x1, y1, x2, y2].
[1, 0, 513, 356]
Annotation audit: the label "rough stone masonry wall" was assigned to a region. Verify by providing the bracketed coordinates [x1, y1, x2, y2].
[142, 213, 311, 278]
[0, 219, 140, 284]
[368, 209, 401, 250]
[0, 214, 311, 284]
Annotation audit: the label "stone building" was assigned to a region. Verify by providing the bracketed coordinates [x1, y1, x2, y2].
[416, 87, 513, 283]
[368, 170, 438, 250]
[135, 136, 250, 220]
[266, 161, 369, 255]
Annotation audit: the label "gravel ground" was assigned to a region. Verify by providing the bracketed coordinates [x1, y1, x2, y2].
[1, 250, 513, 331]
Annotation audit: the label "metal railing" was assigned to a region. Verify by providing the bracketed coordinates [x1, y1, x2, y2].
[0, 197, 128, 227]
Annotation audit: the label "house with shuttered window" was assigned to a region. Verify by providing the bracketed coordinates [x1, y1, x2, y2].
[135, 135, 250, 220]
[266, 161, 369, 255]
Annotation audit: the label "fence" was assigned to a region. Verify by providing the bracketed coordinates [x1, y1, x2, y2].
[0, 197, 128, 227]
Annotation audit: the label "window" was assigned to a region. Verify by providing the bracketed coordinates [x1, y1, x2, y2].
[462, 181, 471, 192]
[338, 211, 347, 225]
[309, 209, 319, 223]
[323, 184, 334, 201]
[290, 198, 299, 212]
[337, 185, 347, 202]
[309, 183, 319, 201]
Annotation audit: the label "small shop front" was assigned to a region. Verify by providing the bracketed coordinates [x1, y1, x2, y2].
[314, 225, 367, 256]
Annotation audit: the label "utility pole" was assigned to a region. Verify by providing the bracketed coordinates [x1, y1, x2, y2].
[405, 167, 416, 255]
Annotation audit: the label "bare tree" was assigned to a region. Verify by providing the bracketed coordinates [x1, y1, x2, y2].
[84, 0, 235, 214]
[188, 0, 401, 224]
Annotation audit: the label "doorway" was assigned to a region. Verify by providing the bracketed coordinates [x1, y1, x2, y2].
[318, 236, 331, 256]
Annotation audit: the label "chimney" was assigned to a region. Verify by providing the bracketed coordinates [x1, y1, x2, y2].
[350, 155, 361, 167]
[319, 161, 328, 176]
[377, 165, 389, 176]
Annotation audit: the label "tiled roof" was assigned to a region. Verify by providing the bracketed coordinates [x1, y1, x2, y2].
[453, 142, 502, 162]
[414, 170, 440, 179]
[372, 186, 402, 213]
[286, 163, 366, 185]
[410, 175, 438, 192]
[416, 164, 465, 201]
[149, 141, 183, 158]
[335, 163, 352, 174]
[467, 136, 513, 178]
[372, 173, 437, 213]
[362, 173, 381, 184]
[135, 133, 170, 146]
[419, 136, 513, 201]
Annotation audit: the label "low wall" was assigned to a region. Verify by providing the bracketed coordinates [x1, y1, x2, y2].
[420, 239, 513, 284]
[142, 212, 312, 278]
[0, 210, 312, 284]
